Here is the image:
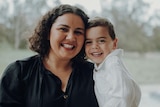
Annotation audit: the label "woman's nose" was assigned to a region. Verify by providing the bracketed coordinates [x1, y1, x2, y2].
[66, 32, 76, 41]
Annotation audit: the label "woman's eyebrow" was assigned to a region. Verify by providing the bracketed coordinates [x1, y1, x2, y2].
[58, 24, 84, 31]
[58, 24, 69, 28]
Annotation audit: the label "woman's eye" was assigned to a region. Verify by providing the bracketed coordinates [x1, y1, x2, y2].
[60, 28, 68, 32]
[75, 31, 84, 35]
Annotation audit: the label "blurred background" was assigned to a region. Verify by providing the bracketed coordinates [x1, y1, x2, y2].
[0, 0, 160, 106]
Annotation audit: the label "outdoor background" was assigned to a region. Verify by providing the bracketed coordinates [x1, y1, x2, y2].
[0, 0, 160, 107]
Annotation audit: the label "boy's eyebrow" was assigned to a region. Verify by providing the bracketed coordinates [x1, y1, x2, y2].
[86, 36, 107, 40]
[98, 37, 107, 39]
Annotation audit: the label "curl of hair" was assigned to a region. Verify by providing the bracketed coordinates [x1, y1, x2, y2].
[28, 4, 89, 61]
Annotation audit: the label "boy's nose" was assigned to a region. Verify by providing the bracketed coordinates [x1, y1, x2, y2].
[91, 42, 99, 49]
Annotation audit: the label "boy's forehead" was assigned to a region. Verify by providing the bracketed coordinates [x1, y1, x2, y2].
[86, 35, 109, 40]
[86, 26, 109, 34]
[86, 26, 110, 39]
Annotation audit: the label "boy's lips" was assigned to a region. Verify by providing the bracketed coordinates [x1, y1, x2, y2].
[91, 52, 103, 57]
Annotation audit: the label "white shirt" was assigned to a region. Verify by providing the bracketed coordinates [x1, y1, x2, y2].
[93, 49, 141, 107]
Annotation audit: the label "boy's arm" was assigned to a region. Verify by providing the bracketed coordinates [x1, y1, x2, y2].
[102, 56, 141, 107]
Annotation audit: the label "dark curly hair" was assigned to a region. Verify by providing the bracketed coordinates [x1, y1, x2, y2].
[29, 4, 89, 61]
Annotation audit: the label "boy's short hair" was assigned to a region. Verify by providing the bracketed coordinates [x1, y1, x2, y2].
[87, 17, 116, 40]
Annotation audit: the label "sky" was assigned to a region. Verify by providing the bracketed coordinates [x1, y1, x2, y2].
[60, 0, 160, 13]
[60, 0, 101, 12]
[59, 0, 160, 26]
[1, 0, 160, 17]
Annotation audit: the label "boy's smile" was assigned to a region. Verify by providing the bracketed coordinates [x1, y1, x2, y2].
[85, 26, 117, 65]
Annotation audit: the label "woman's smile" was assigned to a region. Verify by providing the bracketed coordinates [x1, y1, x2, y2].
[61, 43, 75, 50]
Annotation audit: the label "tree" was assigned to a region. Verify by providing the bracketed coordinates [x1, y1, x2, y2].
[152, 26, 160, 51]
[99, 0, 155, 53]
[0, 0, 61, 49]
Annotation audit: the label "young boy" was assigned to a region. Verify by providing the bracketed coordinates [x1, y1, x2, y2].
[85, 17, 141, 107]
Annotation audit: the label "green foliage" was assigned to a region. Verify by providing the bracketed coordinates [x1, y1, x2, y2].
[152, 26, 160, 50]
[0, 24, 9, 42]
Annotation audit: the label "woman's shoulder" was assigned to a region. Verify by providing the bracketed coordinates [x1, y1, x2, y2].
[16, 55, 40, 63]
[1, 55, 41, 78]
[6, 55, 40, 69]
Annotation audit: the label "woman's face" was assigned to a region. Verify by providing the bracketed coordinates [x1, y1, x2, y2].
[48, 13, 85, 61]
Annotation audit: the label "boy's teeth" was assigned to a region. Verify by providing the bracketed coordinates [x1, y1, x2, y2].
[92, 52, 102, 56]
[93, 53, 100, 55]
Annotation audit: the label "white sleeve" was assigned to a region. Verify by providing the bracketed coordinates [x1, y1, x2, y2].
[101, 56, 141, 107]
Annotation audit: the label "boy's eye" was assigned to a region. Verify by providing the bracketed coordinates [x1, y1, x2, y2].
[98, 39, 106, 44]
[85, 40, 92, 45]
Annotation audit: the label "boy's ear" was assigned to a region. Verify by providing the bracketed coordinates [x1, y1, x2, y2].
[113, 38, 118, 49]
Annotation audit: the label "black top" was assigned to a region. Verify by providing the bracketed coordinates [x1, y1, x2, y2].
[0, 55, 99, 107]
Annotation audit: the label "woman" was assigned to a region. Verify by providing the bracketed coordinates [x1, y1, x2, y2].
[0, 4, 99, 107]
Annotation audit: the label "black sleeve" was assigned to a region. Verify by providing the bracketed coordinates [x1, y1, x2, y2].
[0, 62, 24, 107]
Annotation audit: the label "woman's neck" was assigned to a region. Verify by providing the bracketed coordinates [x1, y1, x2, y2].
[43, 54, 72, 72]
[43, 54, 72, 92]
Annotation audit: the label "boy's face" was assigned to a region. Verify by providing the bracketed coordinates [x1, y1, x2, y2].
[85, 26, 117, 65]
